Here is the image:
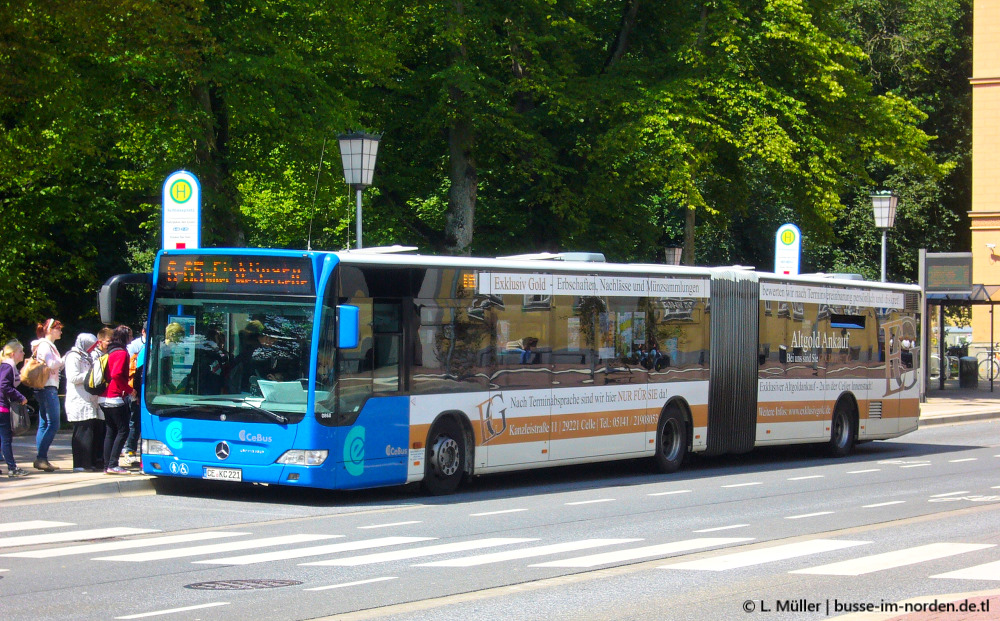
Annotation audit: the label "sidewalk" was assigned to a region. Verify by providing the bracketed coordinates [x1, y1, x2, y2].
[2, 392, 999, 505]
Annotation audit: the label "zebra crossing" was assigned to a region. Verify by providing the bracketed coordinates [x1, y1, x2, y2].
[1, 520, 999, 582]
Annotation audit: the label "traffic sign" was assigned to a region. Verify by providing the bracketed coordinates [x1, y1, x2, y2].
[774, 223, 801, 275]
[162, 170, 201, 250]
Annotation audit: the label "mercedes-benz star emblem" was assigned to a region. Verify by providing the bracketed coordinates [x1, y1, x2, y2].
[215, 441, 230, 460]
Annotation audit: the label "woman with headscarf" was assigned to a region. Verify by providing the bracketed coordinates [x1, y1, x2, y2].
[64, 332, 105, 471]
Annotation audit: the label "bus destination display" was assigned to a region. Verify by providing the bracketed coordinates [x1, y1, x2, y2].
[159, 255, 314, 295]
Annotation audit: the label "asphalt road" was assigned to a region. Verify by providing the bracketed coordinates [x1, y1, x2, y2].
[1, 420, 998, 621]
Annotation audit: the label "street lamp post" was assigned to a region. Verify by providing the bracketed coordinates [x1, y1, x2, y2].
[664, 246, 683, 266]
[871, 190, 898, 282]
[338, 132, 381, 249]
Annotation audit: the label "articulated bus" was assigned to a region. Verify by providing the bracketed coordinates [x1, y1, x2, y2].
[100, 248, 921, 494]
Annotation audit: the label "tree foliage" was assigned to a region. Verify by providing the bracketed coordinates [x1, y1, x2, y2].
[0, 0, 970, 339]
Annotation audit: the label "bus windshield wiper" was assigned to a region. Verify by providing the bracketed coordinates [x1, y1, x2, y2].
[193, 397, 289, 424]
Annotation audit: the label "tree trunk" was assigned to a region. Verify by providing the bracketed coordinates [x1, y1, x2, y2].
[683, 206, 696, 266]
[445, 117, 477, 255]
[603, 0, 640, 72]
[193, 82, 244, 247]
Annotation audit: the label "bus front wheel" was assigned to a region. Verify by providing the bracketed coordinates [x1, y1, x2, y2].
[422, 418, 466, 495]
[653, 407, 687, 474]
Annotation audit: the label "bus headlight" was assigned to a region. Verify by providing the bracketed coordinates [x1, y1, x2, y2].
[143, 439, 174, 456]
[276, 450, 328, 466]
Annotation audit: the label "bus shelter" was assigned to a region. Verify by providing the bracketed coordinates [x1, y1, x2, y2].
[926, 284, 1000, 393]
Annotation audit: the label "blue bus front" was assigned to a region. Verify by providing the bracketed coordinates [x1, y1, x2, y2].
[139, 249, 410, 491]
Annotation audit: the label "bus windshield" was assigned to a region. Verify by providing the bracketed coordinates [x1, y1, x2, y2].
[146, 295, 315, 422]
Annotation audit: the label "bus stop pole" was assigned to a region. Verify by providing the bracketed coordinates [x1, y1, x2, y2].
[939, 304, 945, 391]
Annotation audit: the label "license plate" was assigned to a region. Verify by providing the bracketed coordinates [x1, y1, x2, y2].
[203, 467, 242, 482]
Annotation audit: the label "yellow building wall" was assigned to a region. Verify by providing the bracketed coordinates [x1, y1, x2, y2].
[970, 1, 1000, 345]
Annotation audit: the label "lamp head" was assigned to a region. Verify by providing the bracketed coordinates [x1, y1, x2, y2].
[987, 244, 996, 250]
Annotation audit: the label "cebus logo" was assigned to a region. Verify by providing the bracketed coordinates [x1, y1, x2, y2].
[344, 426, 365, 476]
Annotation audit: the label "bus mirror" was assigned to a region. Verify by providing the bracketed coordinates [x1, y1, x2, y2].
[98, 273, 151, 324]
[337, 305, 360, 349]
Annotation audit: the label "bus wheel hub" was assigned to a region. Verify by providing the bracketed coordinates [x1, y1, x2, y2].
[431, 436, 460, 477]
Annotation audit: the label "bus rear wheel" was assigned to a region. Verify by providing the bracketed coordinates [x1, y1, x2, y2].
[422, 418, 466, 495]
[827, 402, 856, 457]
[653, 407, 687, 473]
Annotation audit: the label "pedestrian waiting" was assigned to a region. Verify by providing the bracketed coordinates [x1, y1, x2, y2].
[0, 340, 30, 478]
[30, 318, 65, 472]
[64, 332, 105, 471]
[99, 325, 134, 475]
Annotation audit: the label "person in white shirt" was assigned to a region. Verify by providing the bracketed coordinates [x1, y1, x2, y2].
[30, 318, 65, 472]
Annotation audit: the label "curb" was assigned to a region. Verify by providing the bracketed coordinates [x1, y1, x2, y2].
[2, 476, 155, 505]
[917, 410, 1000, 427]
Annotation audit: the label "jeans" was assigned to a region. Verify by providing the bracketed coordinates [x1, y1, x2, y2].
[35, 386, 61, 461]
[0, 409, 15, 470]
[100, 403, 130, 469]
[126, 397, 141, 452]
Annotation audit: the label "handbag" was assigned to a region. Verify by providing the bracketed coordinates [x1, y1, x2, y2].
[20, 346, 51, 389]
[9, 401, 31, 436]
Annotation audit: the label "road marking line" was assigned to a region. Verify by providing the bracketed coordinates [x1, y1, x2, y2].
[530, 537, 754, 568]
[417, 539, 640, 567]
[848, 469, 880, 474]
[0, 520, 74, 533]
[0, 528, 158, 549]
[722, 482, 762, 488]
[788, 475, 824, 481]
[565, 499, 614, 506]
[95, 534, 339, 562]
[115, 602, 229, 619]
[470, 509, 527, 517]
[863, 501, 905, 508]
[932, 559, 1000, 581]
[1, 532, 249, 559]
[949, 458, 977, 463]
[785, 512, 834, 520]
[357, 521, 422, 530]
[304, 577, 397, 592]
[931, 491, 971, 497]
[900, 463, 932, 468]
[0, 568, 8, 572]
[661, 539, 870, 571]
[648, 490, 692, 496]
[791, 543, 995, 576]
[194, 537, 435, 566]
[302, 538, 537, 567]
[694, 524, 749, 533]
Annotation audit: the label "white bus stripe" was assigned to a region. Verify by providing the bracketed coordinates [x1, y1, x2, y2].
[2, 532, 249, 559]
[417, 539, 640, 568]
[0, 520, 74, 533]
[565, 499, 614, 506]
[863, 501, 905, 508]
[932, 559, 1000, 581]
[302, 538, 537, 567]
[791, 543, 995, 576]
[115, 602, 229, 619]
[304, 577, 397, 592]
[648, 490, 692, 497]
[0, 528, 158, 549]
[531, 538, 754, 568]
[357, 521, 422, 530]
[661, 539, 869, 571]
[693, 525, 749, 533]
[95, 534, 339, 562]
[786, 512, 834, 520]
[470, 509, 527, 517]
[195, 537, 435, 566]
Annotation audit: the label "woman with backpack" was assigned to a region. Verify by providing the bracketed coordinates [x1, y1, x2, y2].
[30, 318, 65, 472]
[99, 325, 134, 475]
[65, 332, 104, 471]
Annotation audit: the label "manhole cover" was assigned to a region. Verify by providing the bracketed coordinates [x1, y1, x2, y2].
[185, 579, 302, 591]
